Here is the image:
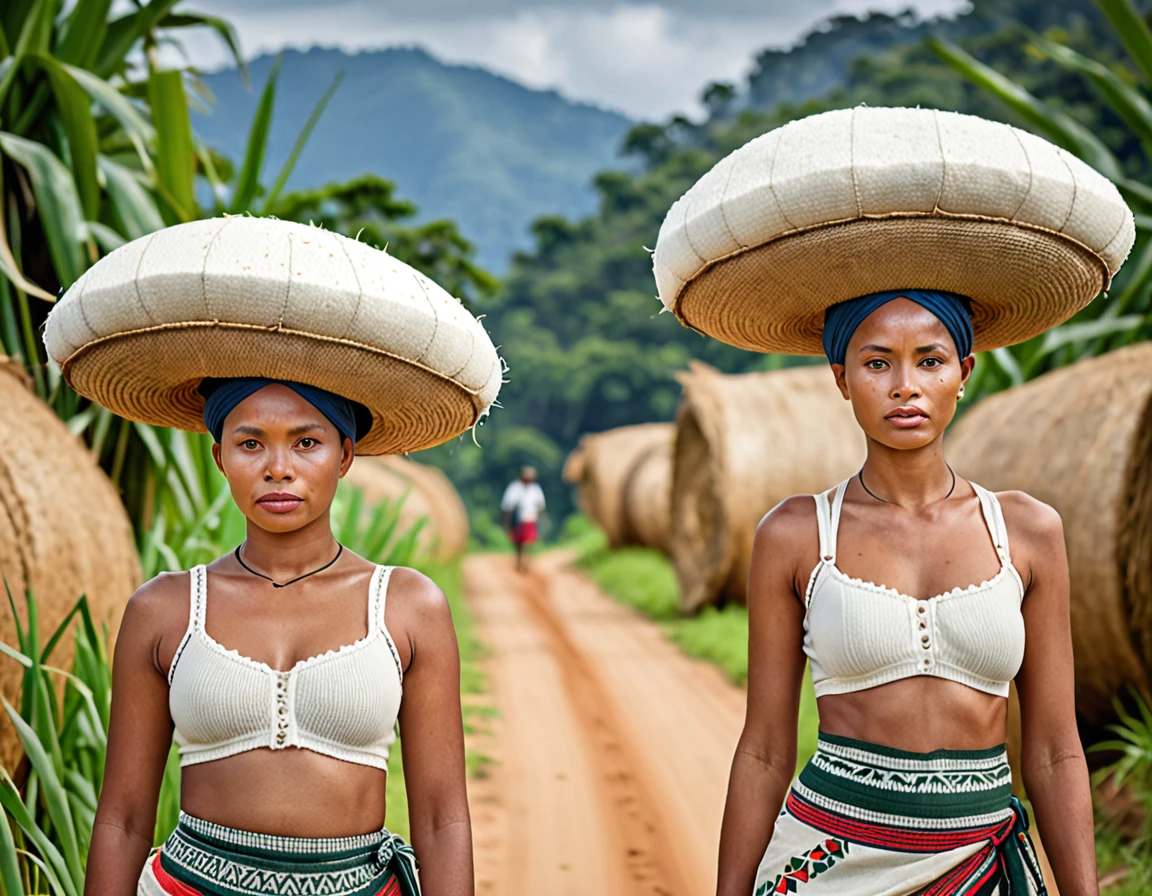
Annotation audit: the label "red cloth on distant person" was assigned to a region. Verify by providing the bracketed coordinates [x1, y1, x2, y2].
[512, 521, 538, 545]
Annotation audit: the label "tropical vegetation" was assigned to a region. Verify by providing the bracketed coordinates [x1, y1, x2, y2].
[452, 0, 1152, 527]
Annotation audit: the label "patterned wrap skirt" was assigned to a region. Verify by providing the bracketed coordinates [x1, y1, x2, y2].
[137, 812, 420, 896]
[753, 734, 1048, 896]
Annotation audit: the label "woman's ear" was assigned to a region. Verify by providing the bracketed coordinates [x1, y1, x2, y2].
[831, 363, 850, 400]
[339, 437, 355, 478]
[211, 441, 226, 478]
[959, 354, 976, 388]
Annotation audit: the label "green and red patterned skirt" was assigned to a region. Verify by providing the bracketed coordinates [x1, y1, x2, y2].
[137, 812, 420, 896]
[753, 733, 1048, 896]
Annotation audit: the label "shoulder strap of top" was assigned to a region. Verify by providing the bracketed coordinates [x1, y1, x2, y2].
[812, 491, 832, 561]
[169, 566, 205, 686]
[371, 565, 396, 631]
[971, 482, 1011, 564]
[824, 479, 851, 563]
[190, 564, 207, 630]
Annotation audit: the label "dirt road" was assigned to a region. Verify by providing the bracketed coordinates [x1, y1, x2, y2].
[464, 551, 746, 896]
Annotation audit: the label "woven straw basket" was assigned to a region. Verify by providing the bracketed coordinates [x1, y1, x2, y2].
[43, 217, 503, 455]
[653, 106, 1135, 354]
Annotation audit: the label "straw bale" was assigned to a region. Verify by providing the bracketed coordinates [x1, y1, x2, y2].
[561, 442, 586, 485]
[948, 343, 1152, 722]
[621, 441, 674, 552]
[671, 362, 866, 613]
[577, 424, 675, 548]
[342, 456, 469, 562]
[0, 359, 140, 772]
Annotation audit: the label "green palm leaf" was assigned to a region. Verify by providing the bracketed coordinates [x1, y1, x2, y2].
[0, 130, 88, 289]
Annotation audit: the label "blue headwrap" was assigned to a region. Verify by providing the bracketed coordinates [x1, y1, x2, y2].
[822, 290, 974, 366]
[199, 378, 372, 445]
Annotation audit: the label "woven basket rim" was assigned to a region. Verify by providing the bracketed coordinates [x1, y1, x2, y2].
[665, 211, 1113, 354]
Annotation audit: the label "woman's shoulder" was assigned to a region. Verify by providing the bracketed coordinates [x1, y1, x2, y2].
[117, 570, 193, 646]
[981, 486, 1064, 551]
[754, 493, 821, 554]
[381, 566, 450, 618]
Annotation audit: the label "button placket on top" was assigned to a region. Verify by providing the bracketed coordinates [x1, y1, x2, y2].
[913, 599, 934, 670]
[271, 669, 293, 749]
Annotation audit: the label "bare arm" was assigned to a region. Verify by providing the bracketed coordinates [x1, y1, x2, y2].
[84, 576, 181, 896]
[394, 570, 474, 896]
[1008, 493, 1098, 896]
[716, 498, 812, 896]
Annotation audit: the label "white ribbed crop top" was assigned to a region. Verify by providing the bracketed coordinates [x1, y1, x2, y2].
[803, 479, 1025, 698]
[167, 564, 403, 769]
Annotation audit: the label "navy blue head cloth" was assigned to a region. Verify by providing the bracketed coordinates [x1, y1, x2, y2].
[821, 289, 974, 366]
[199, 378, 373, 445]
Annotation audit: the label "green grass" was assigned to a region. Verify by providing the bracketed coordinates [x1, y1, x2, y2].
[576, 543, 819, 774]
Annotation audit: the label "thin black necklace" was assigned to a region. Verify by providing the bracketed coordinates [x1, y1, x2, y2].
[858, 465, 956, 505]
[234, 542, 344, 588]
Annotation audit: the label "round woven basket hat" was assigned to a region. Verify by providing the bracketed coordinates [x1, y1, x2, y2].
[653, 106, 1136, 354]
[43, 217, 503, 455]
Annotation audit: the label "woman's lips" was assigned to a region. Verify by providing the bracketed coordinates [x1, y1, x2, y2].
[256, 494, 303, 513]
[886, 408, 928, 428]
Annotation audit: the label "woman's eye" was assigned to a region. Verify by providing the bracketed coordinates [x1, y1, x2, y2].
[242, 439, 259, 450]
[921, 358, 942, 368]
[298, 438, 317, 449]
[867, 359, 886, 370]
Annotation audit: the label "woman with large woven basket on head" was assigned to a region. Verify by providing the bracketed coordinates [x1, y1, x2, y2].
[43, 217, 502, 896]
[653, 107, 1136, 896]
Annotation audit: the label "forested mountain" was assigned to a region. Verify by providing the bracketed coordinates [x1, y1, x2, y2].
[741, 0, 1111, 112]
[428, 0, 1135, 532]
[194, 47, 632, 271]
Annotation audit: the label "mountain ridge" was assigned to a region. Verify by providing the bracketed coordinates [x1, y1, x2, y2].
[194, 46, 634, 271]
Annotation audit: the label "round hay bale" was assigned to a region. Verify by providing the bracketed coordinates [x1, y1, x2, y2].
[948, 343, 1152, 723]
[341, 456, 469, 562]
[561, 442, 587, 485]
[671, 361, 866, 613]
[621, 441, 673, 553]
[579, 424, 675, 548]
[0, 359, 140, 773]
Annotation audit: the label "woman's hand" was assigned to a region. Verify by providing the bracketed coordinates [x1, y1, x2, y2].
[1008, 492, 1100, 896]
[84, 574, 183, 896]
[392, 569, 474, 896]
[716, 497, 812, 896]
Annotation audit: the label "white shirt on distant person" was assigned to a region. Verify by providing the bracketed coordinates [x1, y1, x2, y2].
[501, 480, 546, 523]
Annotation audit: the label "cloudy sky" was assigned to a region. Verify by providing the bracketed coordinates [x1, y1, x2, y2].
[171, 0, 970, 119]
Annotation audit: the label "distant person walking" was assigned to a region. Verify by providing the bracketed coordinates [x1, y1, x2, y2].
[502, 467, 547, 572]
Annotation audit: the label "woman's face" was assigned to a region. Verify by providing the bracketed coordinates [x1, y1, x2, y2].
[211, 385, 354, 533]
[831, 298, 975, 451]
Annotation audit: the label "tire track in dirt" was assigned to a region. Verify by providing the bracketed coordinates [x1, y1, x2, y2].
[464, 552, 746, 896]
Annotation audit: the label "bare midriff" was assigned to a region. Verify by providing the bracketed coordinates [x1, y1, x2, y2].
[816, 677, 1009, 753]
[180, 748, 388, 837]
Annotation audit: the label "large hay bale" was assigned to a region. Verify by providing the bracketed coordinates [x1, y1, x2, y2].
[672, 362, 866, 613]
[948, 343, 1152, 723]
[0, 360, 140, 772]
[342, 456, 469, 562]
[621, 441, 673, 553]
[578, 424, 675, 547]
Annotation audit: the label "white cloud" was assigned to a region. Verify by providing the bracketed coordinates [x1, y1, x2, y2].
[170, 0, 970, 119]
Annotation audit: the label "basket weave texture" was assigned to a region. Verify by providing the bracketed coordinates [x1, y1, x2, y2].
[43, 217, 502, 455]
[0, 360, 140, 772]
[653, 107, 1135, 354]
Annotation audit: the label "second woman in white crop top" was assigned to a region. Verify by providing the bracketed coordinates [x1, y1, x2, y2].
[717, 295, 1096, 896]
[85, 381, 473, 896]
